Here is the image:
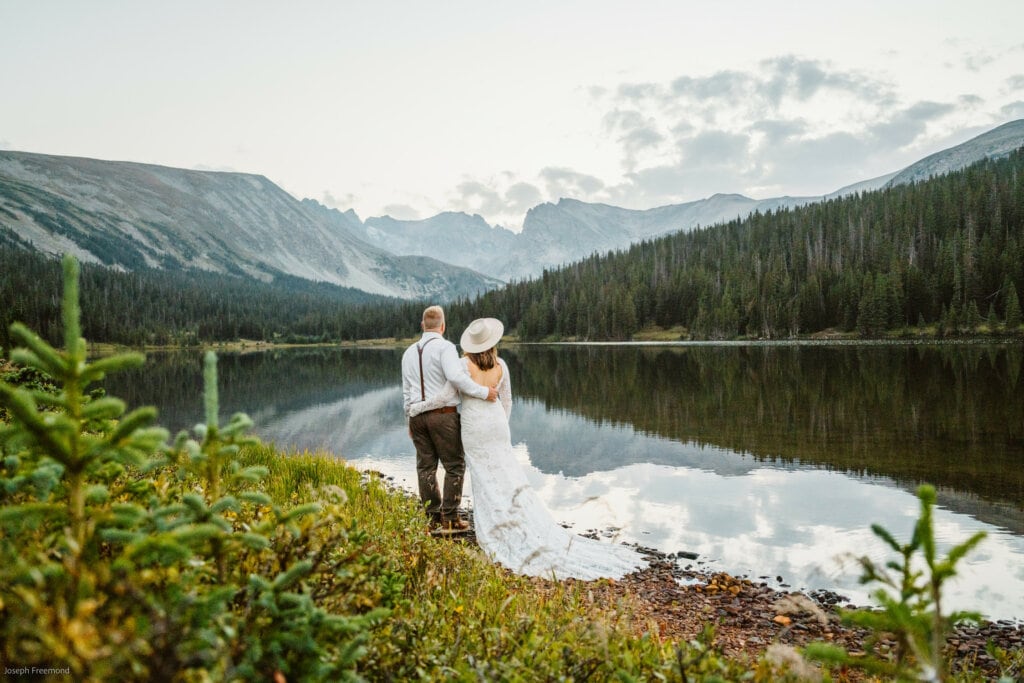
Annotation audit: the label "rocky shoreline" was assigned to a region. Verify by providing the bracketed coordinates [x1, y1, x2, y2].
[612, 555, 1022, 679]
[370, 462, 1021, 679]
[445, 519, 1023, 679]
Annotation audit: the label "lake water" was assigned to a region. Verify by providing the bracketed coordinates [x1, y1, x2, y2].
[101, 342, 1024, 621]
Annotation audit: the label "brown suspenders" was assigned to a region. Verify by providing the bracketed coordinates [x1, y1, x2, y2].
[416, 337, 436, 401]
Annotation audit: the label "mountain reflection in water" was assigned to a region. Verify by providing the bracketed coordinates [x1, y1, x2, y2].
[102, 343, 1024, 620]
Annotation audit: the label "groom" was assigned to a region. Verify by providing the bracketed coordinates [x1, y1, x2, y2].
[402, 305, 498, 533]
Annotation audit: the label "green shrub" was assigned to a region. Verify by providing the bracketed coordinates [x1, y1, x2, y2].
[0, 255, 390, 681]
[805, 484, 987, 682]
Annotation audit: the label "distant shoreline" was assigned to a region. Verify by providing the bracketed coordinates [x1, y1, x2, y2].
[79, 331, 1023, 357]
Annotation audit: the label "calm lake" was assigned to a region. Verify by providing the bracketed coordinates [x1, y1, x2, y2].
[101, 342, 1024, 621]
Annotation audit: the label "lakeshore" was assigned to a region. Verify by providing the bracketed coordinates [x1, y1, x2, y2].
[349, 466, 1024, 680]
[75, 319, 1024, 358]
[409, 483, 1024, 679]
[394, 482, 1024, 678]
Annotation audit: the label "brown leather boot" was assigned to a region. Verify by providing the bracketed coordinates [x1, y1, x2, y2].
[434, 517, 471, 535]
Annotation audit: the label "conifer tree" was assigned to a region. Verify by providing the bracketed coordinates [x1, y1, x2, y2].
[986, 302, 999, 328]
[947, 301, 962, 333]
[965, 299, 982, 330]
[1006, 281, 1022, 328]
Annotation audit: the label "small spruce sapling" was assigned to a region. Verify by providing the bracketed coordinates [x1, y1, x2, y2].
[0, 255, 169, 675]
[805, 484, 986, 682]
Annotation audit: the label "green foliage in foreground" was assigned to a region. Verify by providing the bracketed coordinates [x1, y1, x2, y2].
[805, 485, 1002, 683]
[1, 256, 391, 680]
[2, 255, 1015, 681]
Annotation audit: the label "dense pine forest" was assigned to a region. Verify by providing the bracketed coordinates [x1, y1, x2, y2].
[0, 245, 415, 349]
[454, 147, 1024, 340]
[2, 148, 1023, 347]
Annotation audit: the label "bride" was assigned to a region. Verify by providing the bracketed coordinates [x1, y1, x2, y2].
[407, 317, 648, 580]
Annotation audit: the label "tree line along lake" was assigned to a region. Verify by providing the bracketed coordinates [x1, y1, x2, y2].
[101, 341, 1024, 622]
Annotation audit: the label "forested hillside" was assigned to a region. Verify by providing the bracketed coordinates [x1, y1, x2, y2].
[0, 247, 420, 349]
[2, 149, 1023, 347]
[453, 148, 1024, 340]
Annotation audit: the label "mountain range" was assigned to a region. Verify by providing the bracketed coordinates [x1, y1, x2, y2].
[2, 118, 1022, 298]
[340, 119, 1024, 282]
[0, 153, 501, 300]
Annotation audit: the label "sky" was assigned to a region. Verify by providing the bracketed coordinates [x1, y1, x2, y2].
[2, 1, 1023, 231]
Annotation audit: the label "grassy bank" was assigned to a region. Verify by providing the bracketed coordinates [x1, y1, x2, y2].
[237, 444, 752, 680]
[2, 302, 759, 681]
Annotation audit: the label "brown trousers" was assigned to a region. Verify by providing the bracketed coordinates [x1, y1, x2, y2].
[409, 409, 465, 520]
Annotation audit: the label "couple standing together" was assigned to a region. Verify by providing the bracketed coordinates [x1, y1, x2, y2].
[401, 305, 647, 580]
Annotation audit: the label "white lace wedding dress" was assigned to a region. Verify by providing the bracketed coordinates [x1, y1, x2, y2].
[409, 358, 648, 580]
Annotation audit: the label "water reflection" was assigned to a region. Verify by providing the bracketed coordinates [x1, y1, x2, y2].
[518, 458, 1024, 619]
[333, 394, 1024, 621]
[509, 344, 1023, 505]
[101, 343, 1024, 620]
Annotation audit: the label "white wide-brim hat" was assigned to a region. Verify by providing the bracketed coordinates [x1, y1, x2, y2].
[460, 318, 504, 353]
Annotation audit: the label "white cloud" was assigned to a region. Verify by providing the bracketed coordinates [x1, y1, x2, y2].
[603, 109, 665, 171]
[1001, 101, 1024, 119]
[381, 203, 421, 221]
[577, 57, 985, 203]
[670, 70, 754, 105]
[761, 55, 890, 104]
[678, 130, 751, 167]
[753, 131, 868, 191]
[505, 182, 542, 213]
[322, 190, 356, 210]
[539, 167, 606, 199]
[752, 118, 808, 144]
[963, 50, 998, 72]
[869, 100, 957, 148]
[439, 178, 547, 230]
[451, 180, 505, 217]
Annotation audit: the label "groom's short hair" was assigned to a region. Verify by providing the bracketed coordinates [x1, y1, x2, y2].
[422, 305, 445, 331]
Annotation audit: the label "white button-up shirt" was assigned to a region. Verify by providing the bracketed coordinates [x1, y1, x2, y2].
[401, 331, 488, 416]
